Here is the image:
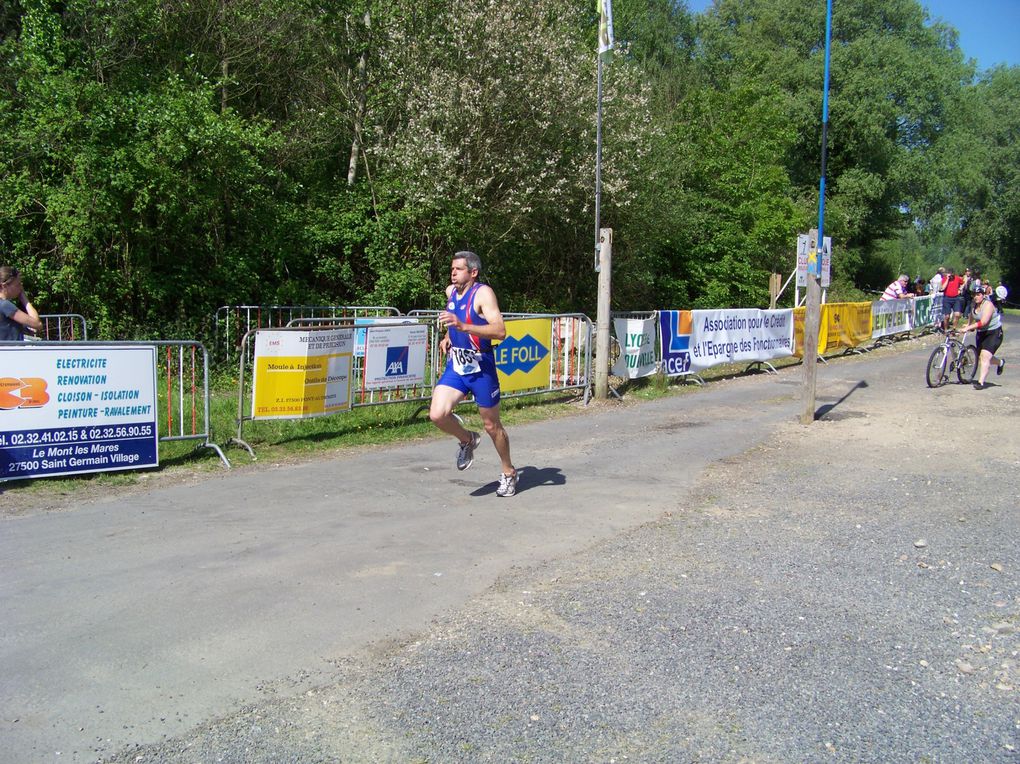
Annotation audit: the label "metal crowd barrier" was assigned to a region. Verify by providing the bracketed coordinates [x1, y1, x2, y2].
[35, 314, 89, 341]
[286, 315, 443, 407]
[153, 340, 230, 467]
[229, 312, 594, 457]
[0, 340, 229, 476]
[408, 310, 594, 403]
[214, 304, 401, 363]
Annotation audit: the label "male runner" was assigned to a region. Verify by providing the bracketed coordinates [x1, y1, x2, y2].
[429, 251, 518, 497]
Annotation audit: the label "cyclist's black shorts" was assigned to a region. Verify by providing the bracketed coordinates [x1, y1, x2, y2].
[976, 327, 1003, 355]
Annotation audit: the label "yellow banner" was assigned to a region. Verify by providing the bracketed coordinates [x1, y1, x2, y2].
[794, 302, 873, 357]
[824, 302, 872, 349]
[495, 318, 553, 393]
[793, 306, 826, 357]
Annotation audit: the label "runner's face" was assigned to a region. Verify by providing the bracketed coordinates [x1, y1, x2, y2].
[450, 259, 477, 289]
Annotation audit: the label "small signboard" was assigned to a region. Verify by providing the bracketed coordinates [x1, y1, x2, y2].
[362, 324, 429, 390]
[0, 344, 159, 481]
[797, 232, 831, 287]
[251, 328, 354, 419]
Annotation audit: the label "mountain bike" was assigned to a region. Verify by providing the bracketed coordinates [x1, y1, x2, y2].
[925, 329, 976, 388]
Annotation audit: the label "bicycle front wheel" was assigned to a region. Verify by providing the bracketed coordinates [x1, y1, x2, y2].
[957, 345, 978, 384]
[926, 345, 949, 388]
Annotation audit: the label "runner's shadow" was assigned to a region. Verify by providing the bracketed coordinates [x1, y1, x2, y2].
[470, 466, 565, 497]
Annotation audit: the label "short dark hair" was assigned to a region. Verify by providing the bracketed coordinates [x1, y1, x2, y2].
[453, 250, 482, 274]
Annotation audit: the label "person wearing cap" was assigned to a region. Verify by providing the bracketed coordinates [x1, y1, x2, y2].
[880, 274, 910, 301]
[958, 286, 1004, 390]
[0, 265, 42, 341]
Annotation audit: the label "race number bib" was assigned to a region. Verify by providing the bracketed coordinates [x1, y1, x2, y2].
[450, 346, 481, 375]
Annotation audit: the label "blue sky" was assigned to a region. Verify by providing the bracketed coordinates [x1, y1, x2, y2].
[684, 0, 1019, 72]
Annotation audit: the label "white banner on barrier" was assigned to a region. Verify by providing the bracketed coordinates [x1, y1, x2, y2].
[612, 317, 658, 378]
[871, 300, 911, 339]
[0, 344, 159, 481]
[363, 324, 429, 390]
[690, 309, 794, 371]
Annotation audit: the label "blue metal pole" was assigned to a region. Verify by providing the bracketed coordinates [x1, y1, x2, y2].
[595, 52, 604, 272]
[814, 0, 833, 276]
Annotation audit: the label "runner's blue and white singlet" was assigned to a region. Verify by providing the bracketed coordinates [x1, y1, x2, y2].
[447, 284, 492, 375]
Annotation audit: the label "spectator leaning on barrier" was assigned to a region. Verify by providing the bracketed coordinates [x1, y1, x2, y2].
[880, 274, 910, 301]
[0, 265, 42, 341]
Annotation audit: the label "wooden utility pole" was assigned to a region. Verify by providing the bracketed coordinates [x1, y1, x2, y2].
[594, 228, 612, 400]
[800, 268, 822, 424]
[803, 0, 834, 425]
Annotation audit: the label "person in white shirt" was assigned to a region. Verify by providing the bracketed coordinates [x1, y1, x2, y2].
[881, 274, 910, 301]
[929, 266, 946, 325]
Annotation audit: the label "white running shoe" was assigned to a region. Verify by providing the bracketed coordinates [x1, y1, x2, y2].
[496, 470, 519, 497]
[456, 432, 481, 471]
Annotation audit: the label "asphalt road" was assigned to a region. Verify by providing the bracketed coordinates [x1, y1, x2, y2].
[2, 319, 1017, 763]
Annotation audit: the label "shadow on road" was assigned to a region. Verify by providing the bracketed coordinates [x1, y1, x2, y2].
[815, 379, 869, 420]
[470, 465, 566, 496]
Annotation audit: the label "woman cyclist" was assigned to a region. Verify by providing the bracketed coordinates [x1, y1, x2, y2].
[958, 286, 1004, 389]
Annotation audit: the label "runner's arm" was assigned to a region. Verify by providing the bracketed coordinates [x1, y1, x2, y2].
[467, 285, 506, 341]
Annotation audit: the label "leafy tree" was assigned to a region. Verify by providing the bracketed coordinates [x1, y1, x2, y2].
[696, 0, 972, 281]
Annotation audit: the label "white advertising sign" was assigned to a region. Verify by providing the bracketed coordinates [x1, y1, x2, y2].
[796, 234, 810, 288]
[871, 300, 911, 339]
[354, 317, 419, 357]
[797, 234, 832, 287]
[612, 317, 658, 379]
[1, 344, 159, 481]
[363, 324, 429, 390]
[689, 309, 794, 371]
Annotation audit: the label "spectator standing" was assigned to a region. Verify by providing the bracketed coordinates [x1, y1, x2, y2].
[942, 268, 965, 330]
[961, 268, 974, 318]
[0, 265, 42, 341]
[930, 267, 946, 326]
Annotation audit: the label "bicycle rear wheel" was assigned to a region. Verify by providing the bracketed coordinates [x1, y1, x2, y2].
[926, 345, 949, 387]
[957, 345, 978, 383]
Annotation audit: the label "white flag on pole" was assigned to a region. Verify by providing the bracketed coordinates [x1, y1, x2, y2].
[598, 0, 615, 57]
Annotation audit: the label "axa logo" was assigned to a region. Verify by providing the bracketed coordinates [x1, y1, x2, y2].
[385, 346, 408, 376]
[1, 377, 50, 409]
[495, 335, 548, 375]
